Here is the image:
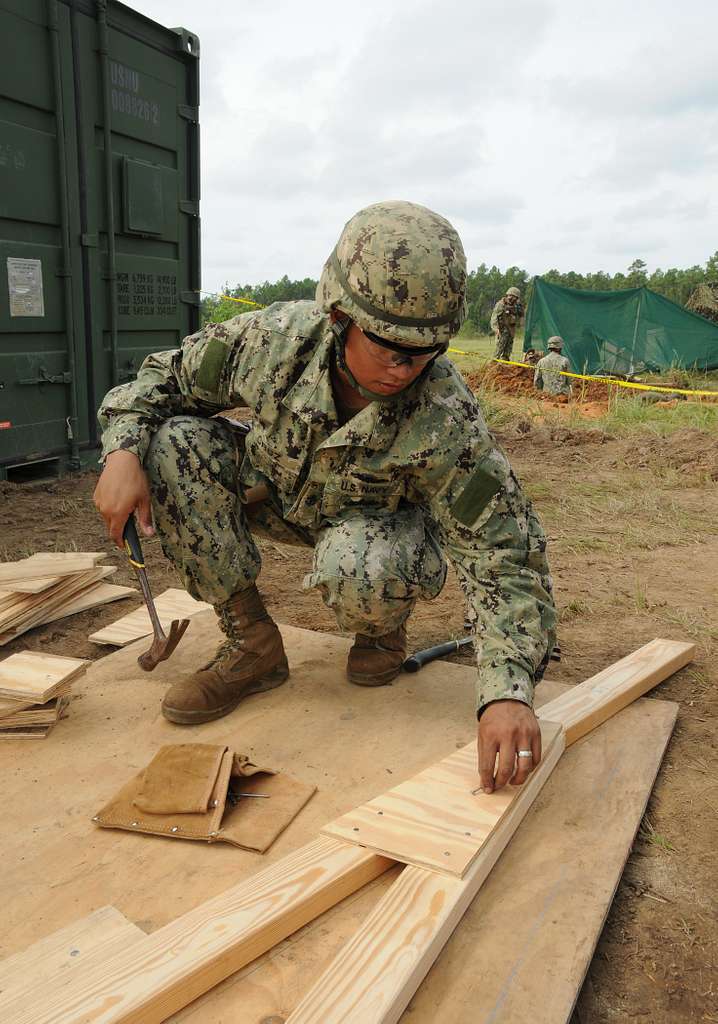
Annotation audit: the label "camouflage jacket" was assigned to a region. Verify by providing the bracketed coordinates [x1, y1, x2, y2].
[534, 352, 572, 395]
[99, 301, 555, 715]
[490, 297, 524, 335]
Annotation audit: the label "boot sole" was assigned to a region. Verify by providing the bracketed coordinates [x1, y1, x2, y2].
[347, 663, 403, 687]
[161, 661, 290, 725]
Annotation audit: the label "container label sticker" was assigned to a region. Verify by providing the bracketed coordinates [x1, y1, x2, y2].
[7, 257, 45, 317]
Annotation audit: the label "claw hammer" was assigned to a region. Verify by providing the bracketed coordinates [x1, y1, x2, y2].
[122, 516, 190, 671]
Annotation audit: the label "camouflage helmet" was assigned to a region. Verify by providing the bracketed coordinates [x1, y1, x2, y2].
[547, 335, 564, 350]
[507, 286, 521, 298]
[316, 200, 467, 348]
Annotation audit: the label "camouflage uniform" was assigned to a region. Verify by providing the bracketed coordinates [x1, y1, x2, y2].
[534, 351, 572, 396]
[491, 295, 524, 361]
[99, 301, 556, 716]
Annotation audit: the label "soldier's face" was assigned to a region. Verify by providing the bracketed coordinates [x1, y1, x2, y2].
[344, 323, 429, 396]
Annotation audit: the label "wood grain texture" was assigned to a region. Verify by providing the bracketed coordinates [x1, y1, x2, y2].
[0, 906, 144, 1005]
[289, 730, 566, 1024]
[38, 581, 136, 625]
[289, 639, 691, 1024]
[322, 719, 563, 876]
[0, 554, 100, 586]
[0, 651, 87, 702]
[89, 588, 212, 646]
[0, 567, 117, 644]
[0, 838, 392, 1024]
[537, 638, 694, 745]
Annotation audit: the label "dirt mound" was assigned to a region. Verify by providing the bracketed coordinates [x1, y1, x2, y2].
[464, 361, 609, 404]
[616, 428, 718, 479]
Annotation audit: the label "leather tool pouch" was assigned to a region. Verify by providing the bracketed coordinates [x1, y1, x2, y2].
[93, 743, 315, 853]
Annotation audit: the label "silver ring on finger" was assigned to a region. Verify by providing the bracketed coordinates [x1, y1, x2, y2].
[517, 749, 533, 759]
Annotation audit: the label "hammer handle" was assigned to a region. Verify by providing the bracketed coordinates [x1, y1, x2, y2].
[403, 638, 472, 673]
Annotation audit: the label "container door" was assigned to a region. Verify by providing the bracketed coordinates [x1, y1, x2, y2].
[0, 0, 88, 471]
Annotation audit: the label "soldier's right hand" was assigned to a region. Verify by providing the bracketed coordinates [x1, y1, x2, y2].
[93, 449, 155, 549]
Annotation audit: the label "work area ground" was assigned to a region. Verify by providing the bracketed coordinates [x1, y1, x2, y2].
[1, 398, 716, 1022]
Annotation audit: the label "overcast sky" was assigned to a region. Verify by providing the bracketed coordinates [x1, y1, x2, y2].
[139, 0, 717, 294]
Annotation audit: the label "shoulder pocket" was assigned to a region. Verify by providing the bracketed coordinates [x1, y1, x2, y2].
[196, 338, 230, 395]
[450, 457, 503, 528]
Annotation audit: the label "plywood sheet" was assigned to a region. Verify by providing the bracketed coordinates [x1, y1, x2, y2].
[89, 588, 212, 646]
[5, 553, 109, 594]
[0, 567, 117, 644]
[322, 719, 563, 876]
[0, 651, 87, 702]
[0, 621, 684, 1024]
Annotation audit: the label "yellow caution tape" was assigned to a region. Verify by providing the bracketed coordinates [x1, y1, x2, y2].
[493, 356, 716, 395]
[220, 293, 266, 308]
[447, 349, 718, 397]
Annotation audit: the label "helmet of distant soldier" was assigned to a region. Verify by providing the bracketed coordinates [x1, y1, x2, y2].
[507, 286, 521, 298]
[316, 200, 467, 348]
[547, 335, 564, 350]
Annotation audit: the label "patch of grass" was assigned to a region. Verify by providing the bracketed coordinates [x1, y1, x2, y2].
[559, 598, 593, 622]
[639, 816, 676, 852]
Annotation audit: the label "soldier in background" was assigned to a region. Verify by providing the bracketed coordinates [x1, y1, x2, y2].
[93, 201, 556, 794]
[491, 286, 524, 360]
[534, 336, 572, 397]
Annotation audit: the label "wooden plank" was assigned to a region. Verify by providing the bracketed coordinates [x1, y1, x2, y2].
[0, 568, 116, 643]
[286, 639, 693, 1024]
[38, 581, 136, 626]
[0, 696, 68, 728]
[0, 838, 392, 1024]
[0, 651, 87, 702]
[288, 732, 566, 1024]
[6, 554, 109, 594]
[0, 555, 100, 586]
[537, 637, 694, 743]
[322, 719, 563, 876]
[0, 906, 145, 1005]
[89, 588, 212, 646]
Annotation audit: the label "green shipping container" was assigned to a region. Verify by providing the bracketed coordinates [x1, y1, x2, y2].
[0, 0, 200, 480]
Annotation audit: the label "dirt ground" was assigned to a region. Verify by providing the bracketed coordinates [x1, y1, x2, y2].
[1, 409, 716, 1021]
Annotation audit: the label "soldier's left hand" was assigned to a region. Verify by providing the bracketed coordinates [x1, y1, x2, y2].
[477, 700, 541, 793]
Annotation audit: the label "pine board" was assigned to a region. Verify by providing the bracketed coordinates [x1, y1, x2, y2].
[0, 651, 87, 702]
[322, 718, 563, 876]
[537, 637, 694, 743]
[88, 588, 212, 646]
[5, 553, 109, 594]
[0, 568, 117, 643]
[39, 582, 136, 625]
[0, 906, 145, 1005]
[0, 839, 391, 1024]
[0, 555, 100, 586]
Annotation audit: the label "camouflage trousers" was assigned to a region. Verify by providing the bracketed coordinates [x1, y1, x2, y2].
[144, 416, 447, 636]
[494, 329, 515, 361]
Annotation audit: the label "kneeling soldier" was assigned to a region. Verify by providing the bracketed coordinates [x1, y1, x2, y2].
[94, 201, 556, 792]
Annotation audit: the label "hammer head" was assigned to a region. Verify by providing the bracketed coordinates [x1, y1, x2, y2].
[137, 618, 191, 672]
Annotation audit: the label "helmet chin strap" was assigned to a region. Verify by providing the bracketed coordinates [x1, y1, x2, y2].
[330, 319, 441, 405]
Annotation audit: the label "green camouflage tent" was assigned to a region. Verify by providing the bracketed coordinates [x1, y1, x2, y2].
[524, 278, 718, 374]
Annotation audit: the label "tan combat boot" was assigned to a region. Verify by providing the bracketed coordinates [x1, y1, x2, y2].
[346, 623, 407, 686]
[161, 585, 289, 724]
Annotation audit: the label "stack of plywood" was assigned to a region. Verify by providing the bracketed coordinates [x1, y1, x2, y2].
[89, 588, 212, 646]
[0, 552, 135, 645]
[0, 651, 88, 739]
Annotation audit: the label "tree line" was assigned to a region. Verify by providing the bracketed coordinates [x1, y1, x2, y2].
[202, 254, 718, 334]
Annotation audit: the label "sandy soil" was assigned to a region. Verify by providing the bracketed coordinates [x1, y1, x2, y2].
[0, 410, 716, 1022]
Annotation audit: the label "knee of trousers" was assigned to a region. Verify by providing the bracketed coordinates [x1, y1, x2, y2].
[303, 508, 447, 635]
[144, 416, 238, 491]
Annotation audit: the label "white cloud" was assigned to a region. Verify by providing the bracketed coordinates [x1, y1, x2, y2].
[136, 0, 718, 290]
